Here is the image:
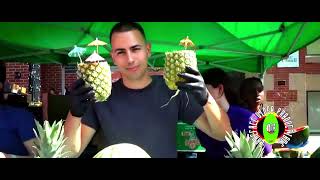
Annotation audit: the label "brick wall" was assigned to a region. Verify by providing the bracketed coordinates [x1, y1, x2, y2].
[267, 48, 320, 75]
[4, 63, 77, 95]
[265, 48, 320, 127]
[40, 64, 62, 94]
[266, 48, 320, 107]
[65, 73, 77, 91]
[266, 48, 307, 109]
[5, 62, 30, 88]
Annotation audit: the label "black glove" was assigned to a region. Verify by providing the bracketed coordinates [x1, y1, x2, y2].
[70, 78, 95, 117]
[176, 66, 208, 106]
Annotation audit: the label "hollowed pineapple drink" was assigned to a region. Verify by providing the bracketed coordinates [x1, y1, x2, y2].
[161, 36, 197, 107]
[77, 51, 112, 102]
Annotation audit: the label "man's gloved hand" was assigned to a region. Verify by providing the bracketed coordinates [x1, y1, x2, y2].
[70, 78, 95, 117]
[176, 66, 208, 106]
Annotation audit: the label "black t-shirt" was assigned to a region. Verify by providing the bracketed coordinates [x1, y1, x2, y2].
[82, 75, 204, 158]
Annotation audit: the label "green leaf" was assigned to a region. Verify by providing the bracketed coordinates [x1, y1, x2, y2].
[252, 143, 264, 158]
[225, 149, 234, 158]
[229, 148, 242, 158]
[232, 131, 240, 149]
[31, 119, 69, 158]
[50, 121, 60, 141]
[239, 131, 251, 157]
[225, 131, 236, 148]
[248, 135, 256, 152]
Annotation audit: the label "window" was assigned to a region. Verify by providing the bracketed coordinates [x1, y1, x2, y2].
[306, 39, 320, 63]
[307, 91, 320, 134]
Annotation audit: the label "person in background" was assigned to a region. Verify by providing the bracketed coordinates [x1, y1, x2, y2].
[65, 87, 70, 95]
[49, 88, 57, 95]
[0, 66, 38, 158]
[196, 68, 256, 158]
[239, 77, 273, 155]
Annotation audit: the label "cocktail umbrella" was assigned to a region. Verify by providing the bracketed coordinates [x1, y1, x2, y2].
[68, 45, 87, 62]
[87, 38, 107, 54]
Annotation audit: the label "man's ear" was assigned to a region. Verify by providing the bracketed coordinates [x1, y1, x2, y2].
[218, 84, 224, 97]
[206, 84, 214, 95]
[146, 42, 151, 58]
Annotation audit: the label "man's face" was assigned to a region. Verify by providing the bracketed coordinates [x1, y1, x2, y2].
[110, 30, 151, 81]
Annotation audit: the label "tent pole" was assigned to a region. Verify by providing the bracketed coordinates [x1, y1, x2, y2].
[61, 65, 65, 95]
[259, 56, 265, 84]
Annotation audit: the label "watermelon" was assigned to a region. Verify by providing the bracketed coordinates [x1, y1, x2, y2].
[286, 126, 310, 148]
[310, 146, 320, 158]
[274, 148, 303, 158]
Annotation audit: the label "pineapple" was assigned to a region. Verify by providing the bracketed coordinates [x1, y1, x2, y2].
[161, 36, 197, 108]
[225, 131, 265, 158]
[77, 51, 112, 102]
[32, 120, 70, 158]
[93, 143, 151, 158]
[164, 50, 198, 90]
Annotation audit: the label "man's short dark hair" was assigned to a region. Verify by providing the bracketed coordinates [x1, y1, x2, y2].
[202, 68, 228, 88]
[109, 22, 146, 43]
[202, 68, 240, 105]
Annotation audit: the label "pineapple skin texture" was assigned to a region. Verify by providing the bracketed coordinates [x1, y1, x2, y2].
[164, 50, 198, 90]
[77, 61, 112, 102]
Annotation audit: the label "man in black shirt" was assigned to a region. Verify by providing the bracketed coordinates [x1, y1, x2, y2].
[64, 22, 231, 158]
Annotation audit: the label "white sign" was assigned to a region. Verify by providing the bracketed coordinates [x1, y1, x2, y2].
[277, 51, 299, 68]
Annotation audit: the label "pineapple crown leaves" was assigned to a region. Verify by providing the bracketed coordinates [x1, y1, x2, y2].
[225, 130, 265, 158]
[32, 120, 71, 158]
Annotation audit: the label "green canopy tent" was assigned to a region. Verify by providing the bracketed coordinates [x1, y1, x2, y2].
[0, 22, 320, 75]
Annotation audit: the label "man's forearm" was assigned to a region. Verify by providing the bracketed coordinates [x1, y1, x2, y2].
[64, 111, 82, 157]
[203, 95, 232, 141]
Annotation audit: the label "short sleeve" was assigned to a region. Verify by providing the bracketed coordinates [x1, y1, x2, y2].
[17, 110, 37, 142]
[81, 103, 99, 130]
[240, 110, 254, 132]
[178, 92, 204, 125]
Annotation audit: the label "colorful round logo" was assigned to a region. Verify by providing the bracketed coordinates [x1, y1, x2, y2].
[249, 106, 295, 147]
